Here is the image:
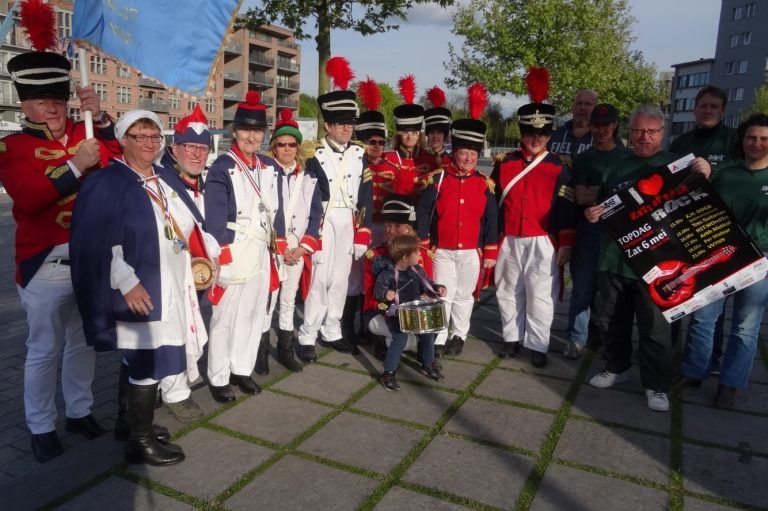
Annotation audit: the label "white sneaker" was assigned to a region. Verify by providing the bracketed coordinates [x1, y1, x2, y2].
[645, 390, 669, 412]
[589, 370, 628, 389]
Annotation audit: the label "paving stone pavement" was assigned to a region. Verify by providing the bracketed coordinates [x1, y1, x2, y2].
[1, 195, 768, 511]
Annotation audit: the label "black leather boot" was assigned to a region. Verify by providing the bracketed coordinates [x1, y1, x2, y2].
[125, 383, 185, 466]
[114, 364, 170, 443]
[277, 329, 303, 372]
[255, 331, 271, 375]
[340, 295, 360, 344]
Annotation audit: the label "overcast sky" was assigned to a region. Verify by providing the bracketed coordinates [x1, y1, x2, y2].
[244, 0, 722, 115]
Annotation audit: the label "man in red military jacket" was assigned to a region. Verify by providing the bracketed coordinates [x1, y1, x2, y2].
[0, 50, 120, 463]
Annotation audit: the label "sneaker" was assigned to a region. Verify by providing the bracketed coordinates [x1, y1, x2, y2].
[645, 390, 669, 412]
[589, 370, 628, 389]
[421, 363, 445, 382]
[563, 341, 583, 360]
[380, 371, 400, 391]
[164, 397, 205, 423]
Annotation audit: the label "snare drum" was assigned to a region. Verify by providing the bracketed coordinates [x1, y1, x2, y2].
[398, 299, 447, 333]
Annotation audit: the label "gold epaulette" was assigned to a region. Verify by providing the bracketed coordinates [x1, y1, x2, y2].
[362, 168, 373, 183]
[364, 248, 376, 260]
[558, 184, 575, 202]
[493, 152, 506, 164]
[350, 140, 365, 149]
[485, 177, 496, 194]
[301, 139, 322, 159]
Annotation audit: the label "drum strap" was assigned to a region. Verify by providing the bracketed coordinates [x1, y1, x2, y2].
[393, 266, 438, 308]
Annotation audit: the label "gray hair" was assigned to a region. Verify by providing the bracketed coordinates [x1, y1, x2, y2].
[629, 104, 665, 126]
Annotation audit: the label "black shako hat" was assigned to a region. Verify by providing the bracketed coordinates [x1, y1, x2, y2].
[233, 90, 267, 129]
[381, 193, 416, 225]
[8, 51, 71, 101]
[357, 110, 386, 140]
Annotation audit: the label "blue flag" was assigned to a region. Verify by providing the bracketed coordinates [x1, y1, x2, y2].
[72, 0, 242, 96]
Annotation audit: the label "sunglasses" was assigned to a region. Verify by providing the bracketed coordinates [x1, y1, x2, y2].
[276, 142, 298, 148]
[367, 140, 385, 146]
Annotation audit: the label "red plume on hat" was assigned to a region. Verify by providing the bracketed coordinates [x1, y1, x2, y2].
[467, 83, 488, 120]
[358, 78, 381, 112]
[426, 86, 446, 108]
[277, 108, 298, 129]
[525, 66, 550, 103]
[398, 75, 417, 105]
[239, 90, 265, 111]
[19, 0, 57, 51]
[326, 56, 355, 91]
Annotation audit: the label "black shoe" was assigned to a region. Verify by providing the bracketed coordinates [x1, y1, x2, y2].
[64, 414, 108, 440]
[298, 344, 318, 362]
[209, 384, 236, 403]
[255, 332, 271, 375]
[434, 345, 445, 359]
[230, 374, 262, 395]
[498, 342, 521, 359]
[714, 384, 737, 409]
[445, 336, 464, 356]
[125, 383, 185, 466]
[115, 422, 171, 443]
[671, 375, 703, 393]
[380, 371, 400, 391]
[531, 351, 548, 368]
[322, 338, 360, 354]
[31, 431, 64, 463]
[277, 329, 303, 372]
[421, 363, 445, 382]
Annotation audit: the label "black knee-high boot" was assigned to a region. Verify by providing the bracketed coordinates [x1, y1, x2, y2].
[125, 382, 185, 466]
[114, 364, 171, 443]
[277, 329, 303, 372]
[255, 331, 271, 375]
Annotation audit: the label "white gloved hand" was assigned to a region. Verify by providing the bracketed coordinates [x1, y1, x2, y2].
[202, 232, 221, 259]
[353, 243, 368, 260]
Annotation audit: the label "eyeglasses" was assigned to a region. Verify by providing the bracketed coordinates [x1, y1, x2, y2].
[629, 128, 663, 137]
[181, 144, 208, 154]
[125, 133, 162, 143]
[275, 141, 298, 148]
[399, 130, 420, 136]
[367, 140, 385, 146]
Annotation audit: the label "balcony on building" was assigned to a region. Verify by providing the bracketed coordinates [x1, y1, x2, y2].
[223, 70, 244, 83]
[276, 76, 299, 91]
[277, 58, 299, 73]
[140, 98, 170, 113]
[249, 52, 275, 69]
[277, 38, 299, 51]
[224, 42, 243, 55]
[276, 94, 298, 109]
[139, 76, 164, 89]
[249, 71, 273, 87]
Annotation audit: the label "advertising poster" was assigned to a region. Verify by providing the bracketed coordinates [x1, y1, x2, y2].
[599, 155, 768, 322]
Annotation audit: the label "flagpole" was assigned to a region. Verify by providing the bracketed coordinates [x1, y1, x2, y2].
[78, 47, 94, 139]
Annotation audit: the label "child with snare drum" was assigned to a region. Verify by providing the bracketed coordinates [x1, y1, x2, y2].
[373, 234, 447, 391]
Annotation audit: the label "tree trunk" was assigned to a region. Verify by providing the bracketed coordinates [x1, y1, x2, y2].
[315, 0, 331, 135]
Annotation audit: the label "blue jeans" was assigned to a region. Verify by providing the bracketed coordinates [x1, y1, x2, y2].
[567, 221, 601, 345]
[384, 322, 436, 372]
[682, 276, 768, 388]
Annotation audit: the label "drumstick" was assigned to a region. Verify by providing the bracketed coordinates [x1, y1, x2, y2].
[396, 279, 415, 293]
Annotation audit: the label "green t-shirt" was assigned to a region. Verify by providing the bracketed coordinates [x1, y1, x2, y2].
[598, 151, 679, 279]
[572, 145, 632, 187]
[668, 123, 736, 174]
[712, 163, 768, 252]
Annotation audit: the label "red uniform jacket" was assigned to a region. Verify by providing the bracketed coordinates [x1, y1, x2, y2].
[0, 118, 121, 286]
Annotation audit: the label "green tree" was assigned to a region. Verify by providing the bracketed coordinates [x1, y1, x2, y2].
[299, 93, 318, 118]
[746, 84, 768, 116]
[238, 1, 454, 98]
[446, 0, 663, 118]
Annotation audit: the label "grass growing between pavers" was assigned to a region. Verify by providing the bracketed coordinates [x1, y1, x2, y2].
[358, 357, 502, 510]
[510, 348, 593, 511]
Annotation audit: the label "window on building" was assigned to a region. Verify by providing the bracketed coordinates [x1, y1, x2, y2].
[168, 116, 179, 127]
[738, 60, 748, 74]
[742, 32, 752, 45]
[57, 10, 72, 39]
[725, 61, 735, 75]
[205, 98, 216, 113]
[733, 6, 743, 19]
[677, 75, 688, 89]
[730, 34, 739, 47]
[116, 86, 132, 104]
[93, 83, 107, 101]
[169, 94, 180, 109]
[187, 101, 196, 111]
[734, 88, 744, 101]
[117, 66, 130, 78]
[746, 2, 757, 16]
[90, 56, 107, 74]
[68, 108, 81, 122]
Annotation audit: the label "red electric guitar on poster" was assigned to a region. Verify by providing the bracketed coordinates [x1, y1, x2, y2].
[648, 245, 737, 308]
